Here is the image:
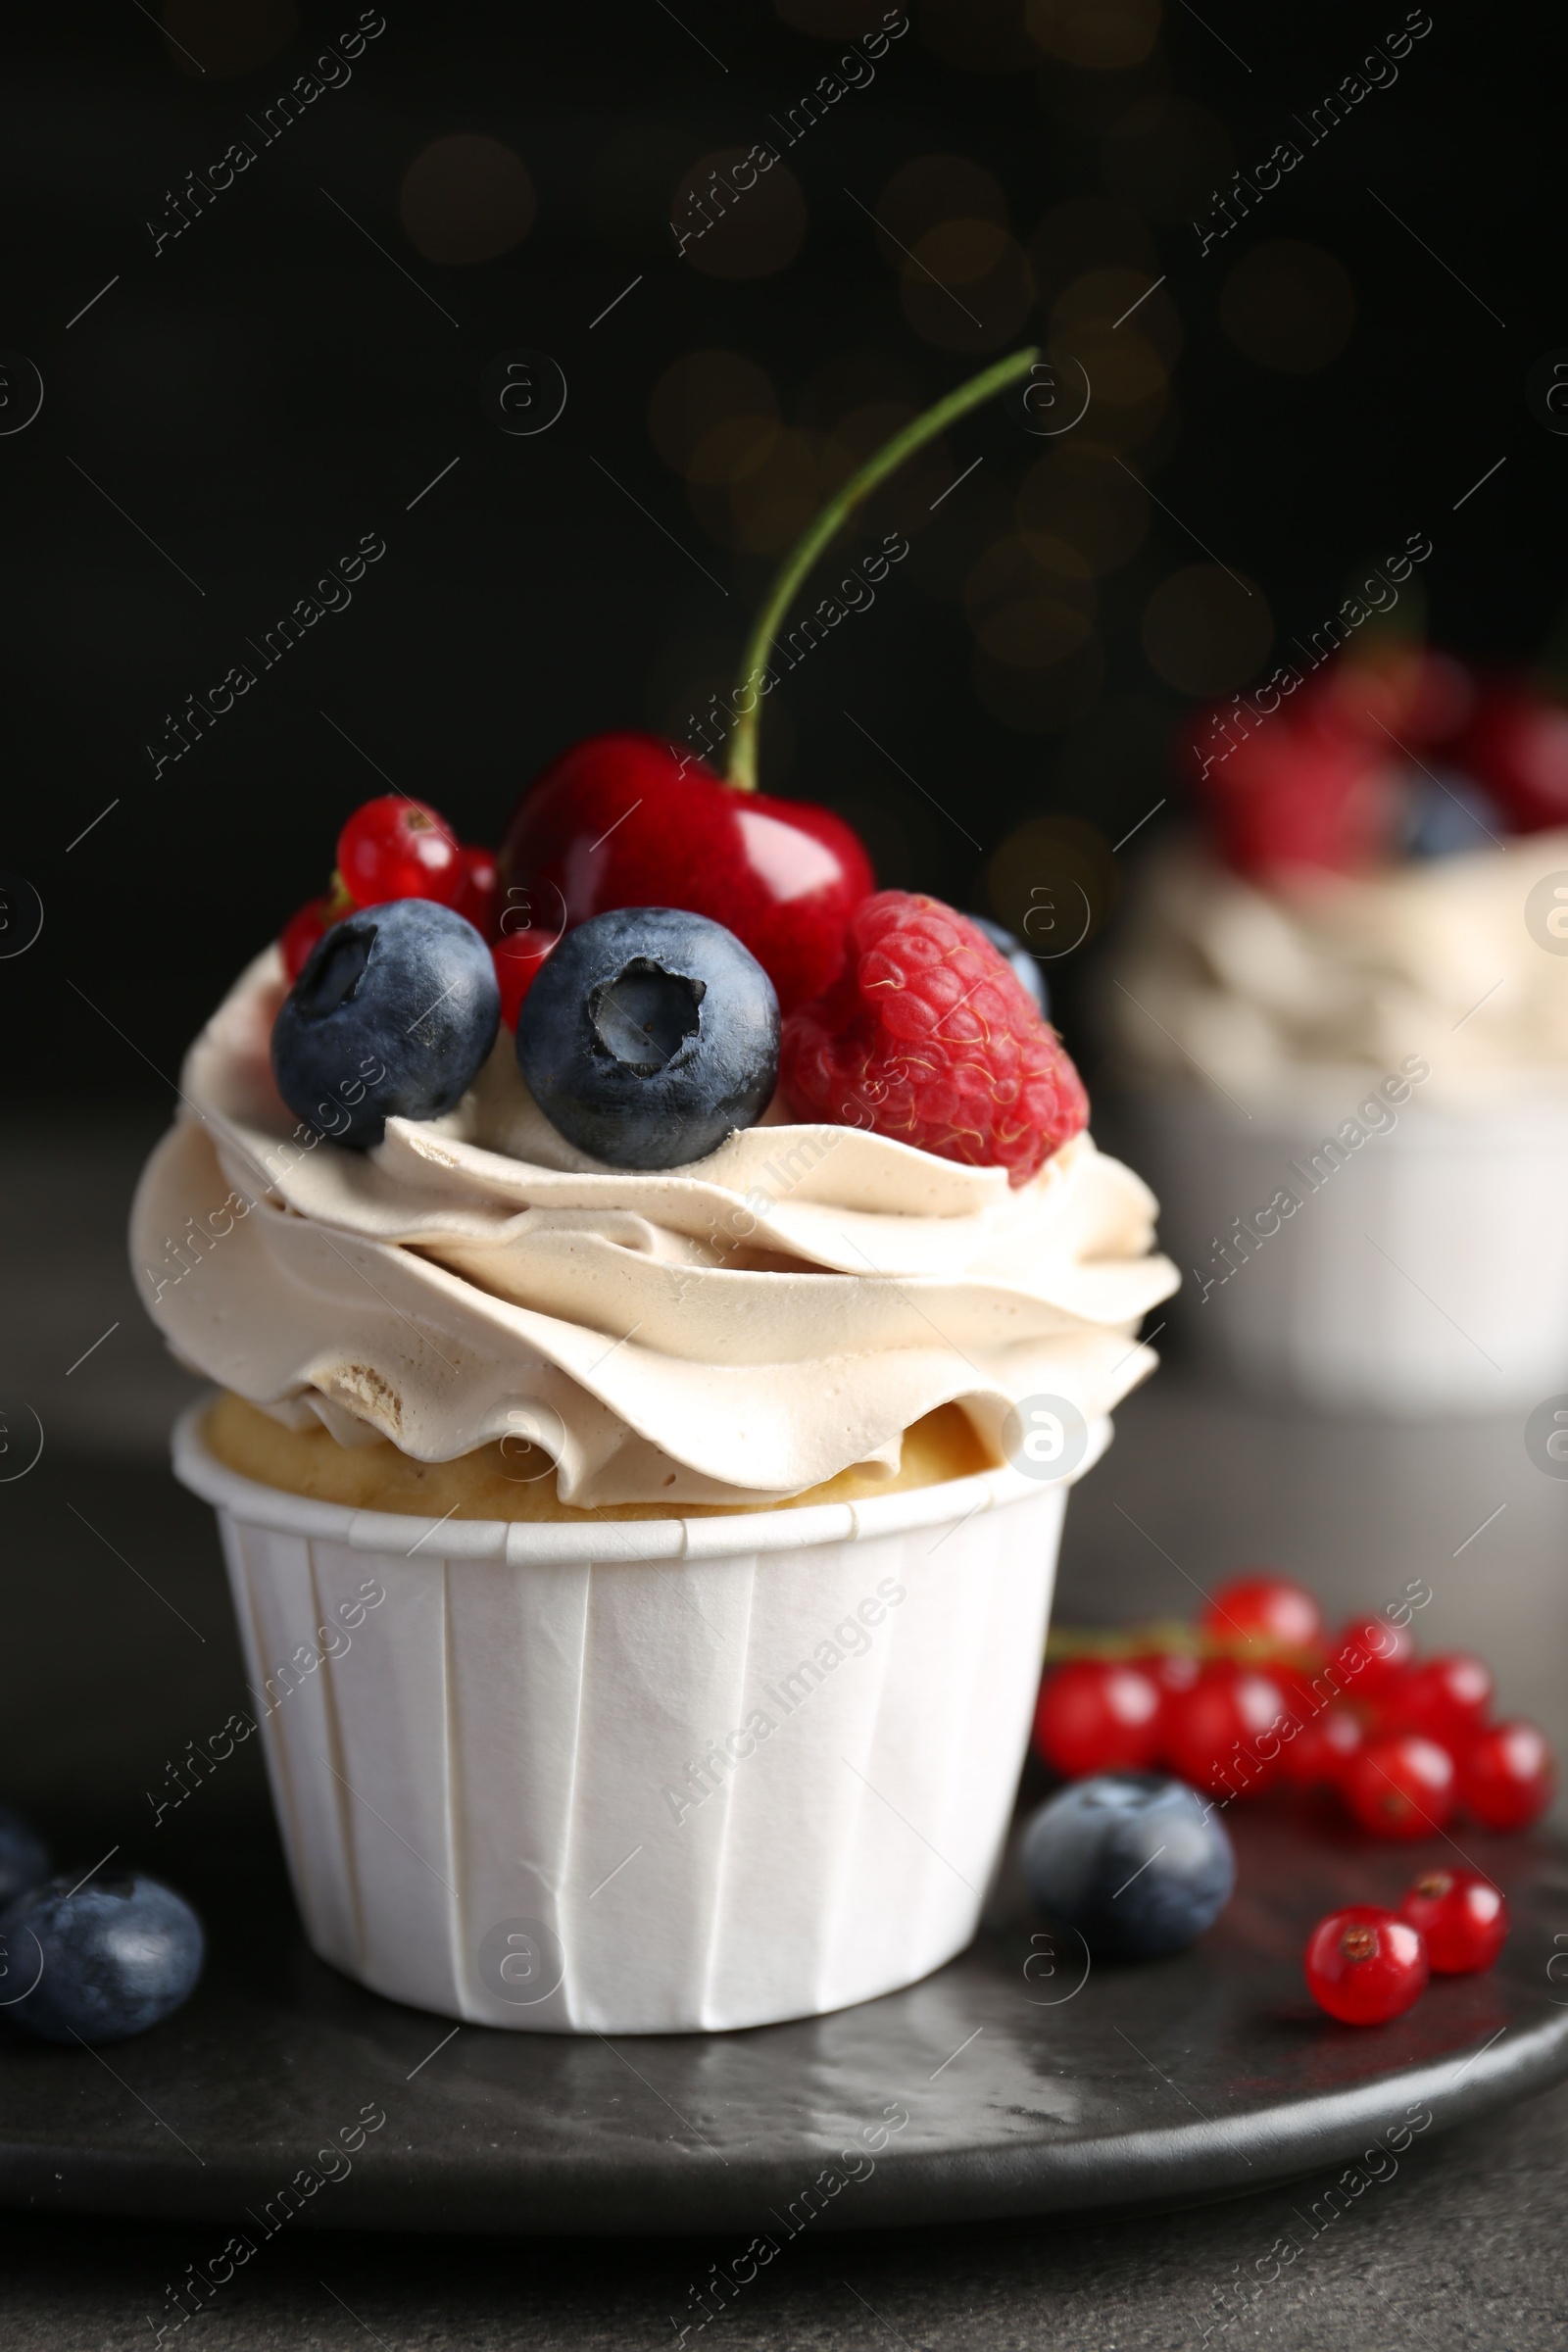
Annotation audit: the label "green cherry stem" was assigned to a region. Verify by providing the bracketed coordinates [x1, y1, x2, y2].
[724, 342, 1041, 792]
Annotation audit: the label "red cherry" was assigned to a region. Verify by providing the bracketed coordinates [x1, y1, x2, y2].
[1304, 1905, 1428, 2025]
[1386, 1653, 1494, 1744]
[1344, 1733, 1456, 1838]
[337, 795, 463, 906]
[493, 929, 558, 1030]
[1329, 1611, 1416, 1703]
[453, 844, 500, 940]
[500, 734, 874, 1015]
[1460, 1720, 1555, 1831]
[1032, 1660, 1160, 1779]
[1163, 1662, 1294, 1798]
[1455, 679, 1568, 832]
[1200, 1572, 1323, 1654]
[1280, 1702, 1364, 1791]
[1398, 1869, 1509, 1974]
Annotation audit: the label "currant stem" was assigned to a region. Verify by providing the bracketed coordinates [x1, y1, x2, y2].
[724, 343, 1041, 792]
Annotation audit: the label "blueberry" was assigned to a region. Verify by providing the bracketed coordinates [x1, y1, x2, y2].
[1403, 771, 1505, 859]
[271, 899, 500, 1150]
[0, 1871, 204, 2043]
[1019, 1773, 1235, 1960]
[972, 916, 1049, 1017]
[0, 1807, 49, 1908]
[516, 907, 779, 1169]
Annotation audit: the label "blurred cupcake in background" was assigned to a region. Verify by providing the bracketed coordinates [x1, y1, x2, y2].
[1100, 641, 1568, 1414]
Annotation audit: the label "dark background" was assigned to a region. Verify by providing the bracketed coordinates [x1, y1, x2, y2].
[4, 0, 1552, 1105]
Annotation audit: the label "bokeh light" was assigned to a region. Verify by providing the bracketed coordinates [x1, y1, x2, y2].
[671, 150, 807, 279]
[1026, 0, 1160, 70]
[797, 349, 919, 429]
[1141, 563, 1273, 695]
[964, 535, 1096, 667]
[972, 636, 1106, 734]
[723, 429, 821, 553]
[873, 159, 1029, 353]
[1220, 240, 1356, 373]
[874, 156, 1008, 254]
[399, 135, 535, 265]
[904, 230, 1035, 351]
[987, 813, 1120, 950]
[1029, 196, 1160, 306]
[1051, 267, 1181, 368]
[965, 535, 1102, 734]
[1102, 96, 1232, 222]
[160, 0, 297, 77]
[1043, 318, 1166, 451]
[648, 352, 779, 479]
[1017, 442, 1150, 575]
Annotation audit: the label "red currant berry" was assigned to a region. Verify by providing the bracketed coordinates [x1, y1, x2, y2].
[1163, 1663, 1294, 1797]
[1398, 1869, 1509, 1974]
[1304, 1905, 1429, 2024]
[279, 873, 356, 981]
[1032, 1660, 1161, 1779]
[1132, 1651, 1200, 1766]
[1460, 1720, 1555, 1831]
[337, 795, 462, 906]
[1387, 1653, 1494, 1743]
[281, 895, 331, 981]
[1344, 1733, 1456, 1838]
[1200, 1572, 1323, 1654]
[1280, 1702, 1364, 1790]
[1329, 1611, 1416, 1702]
[493, 929, 558, 1031]
[453, 844, 500, 939]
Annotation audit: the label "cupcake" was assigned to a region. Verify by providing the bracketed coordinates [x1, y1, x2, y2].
[1101, 647, 1568, 1414]
[130, 353, 1176, 2034]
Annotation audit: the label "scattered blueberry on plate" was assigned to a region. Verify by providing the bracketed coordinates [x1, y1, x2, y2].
[0, 1870, 205, 2043]
[0, 1806, 49, 1908]
[271, 897, 501, 1150]
[1020, 1772, 1236, 1959]
[515, 906, 780, 1168]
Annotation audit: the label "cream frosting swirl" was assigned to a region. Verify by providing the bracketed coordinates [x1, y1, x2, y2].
[130, 948, 1177, 1506]
[1104, 832, 1568, 1105]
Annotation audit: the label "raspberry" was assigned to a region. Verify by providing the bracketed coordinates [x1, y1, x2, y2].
[779, 891, 1088, 1185]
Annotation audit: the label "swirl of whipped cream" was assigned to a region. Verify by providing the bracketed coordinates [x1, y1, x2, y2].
[130, 949, 1177, 1506]
[1104, 833, 1568, 1104]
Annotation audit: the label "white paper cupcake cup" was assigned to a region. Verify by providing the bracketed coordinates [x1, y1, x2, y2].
[172, 1399, 1106, 2034]
[1115, 1086, 1568, 1416]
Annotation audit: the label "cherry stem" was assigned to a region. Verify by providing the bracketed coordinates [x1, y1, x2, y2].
[724, 343, 1041, 792]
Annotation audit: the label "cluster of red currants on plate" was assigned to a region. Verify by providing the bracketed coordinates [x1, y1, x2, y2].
[1035, 1570, 1548, 2025]
[1034, 1569, 1555, 1839]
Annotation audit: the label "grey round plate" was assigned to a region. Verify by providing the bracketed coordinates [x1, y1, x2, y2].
[3, 1804, 1565, 2236]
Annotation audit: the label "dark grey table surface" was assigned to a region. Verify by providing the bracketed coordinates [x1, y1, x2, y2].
[3, 1117, 1567, 2348]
